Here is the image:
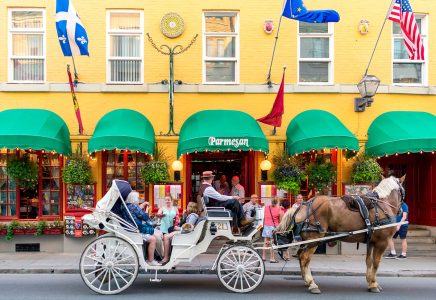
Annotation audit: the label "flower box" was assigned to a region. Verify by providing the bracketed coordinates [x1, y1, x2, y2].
[24, 229, 37, 235]
[14, 229, 25, 235]
[43, 228, 63, 235]
[0, 229, 7, 235]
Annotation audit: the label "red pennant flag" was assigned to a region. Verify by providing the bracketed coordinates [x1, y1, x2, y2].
[257, 71, 285, 127]
[67, 66, 84, 135]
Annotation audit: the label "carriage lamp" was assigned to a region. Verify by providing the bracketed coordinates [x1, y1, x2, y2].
[172, 160, 183, 181]
[355, 74, 380, 112]
[260, 159, 272, 181]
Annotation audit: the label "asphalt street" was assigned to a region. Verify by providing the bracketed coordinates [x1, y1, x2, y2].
[0, 274, 435, 300]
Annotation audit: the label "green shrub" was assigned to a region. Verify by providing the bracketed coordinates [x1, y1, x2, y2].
[6, 154, 38, 190]
[62, 155, 93, 185]
[351, 154, 382, 184]
[141, 161, 170, 184]
[307, 156, 336, 192]
[272, 152, 305, 195]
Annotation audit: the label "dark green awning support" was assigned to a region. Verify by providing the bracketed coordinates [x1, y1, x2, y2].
[88, 109, 155, 155]
[286, 110, 359, 155]
[177, 110, 269, 157]
[366, 111, 436, 156]
[0, 109, 72, 154]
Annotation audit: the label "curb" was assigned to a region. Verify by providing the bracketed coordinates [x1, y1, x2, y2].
[1, 268, 435, 278]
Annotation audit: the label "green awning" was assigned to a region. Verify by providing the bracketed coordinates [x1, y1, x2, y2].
[0, 109, 71, 154]
[178, 110, 269, 157]
[286, 110, 359, 155]
[366, 111, 436, 156]
[88, 109, 155, 154]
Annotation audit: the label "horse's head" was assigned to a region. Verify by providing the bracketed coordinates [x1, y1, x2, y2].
[373, 175, 406, 215]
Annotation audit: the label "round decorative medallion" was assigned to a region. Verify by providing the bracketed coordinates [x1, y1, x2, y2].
[161, 12, 185, 38]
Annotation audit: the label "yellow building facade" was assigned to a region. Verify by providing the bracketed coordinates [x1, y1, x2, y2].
[0, 0, 436, 231]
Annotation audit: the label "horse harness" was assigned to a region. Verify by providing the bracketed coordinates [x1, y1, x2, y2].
[292, 180, 404, 247]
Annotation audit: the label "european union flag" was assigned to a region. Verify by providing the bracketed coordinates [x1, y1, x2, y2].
[282, 0, 340, 23]
[56, 0, 89, 56]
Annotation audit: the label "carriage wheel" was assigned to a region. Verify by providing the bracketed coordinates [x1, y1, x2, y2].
[217, 245, 265, 293]
[80, 236, 139, 295]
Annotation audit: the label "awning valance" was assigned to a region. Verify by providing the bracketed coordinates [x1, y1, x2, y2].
[366, 111, 436, 156]
[177, 110, 269, 157]
[286, 110, 359, 155]
[88, 109, 155, 154]
[0, 109, 72, 154]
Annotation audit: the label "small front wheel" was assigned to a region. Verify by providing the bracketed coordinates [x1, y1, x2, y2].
[80, 236, 139, 295]
[217, 245, 265, 293]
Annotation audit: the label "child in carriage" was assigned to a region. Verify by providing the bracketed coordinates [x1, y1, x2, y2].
[124, 191, 162, 266]
[160, 201, 200, 264]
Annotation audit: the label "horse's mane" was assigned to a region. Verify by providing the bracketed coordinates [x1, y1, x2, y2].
[373, 176, 398, 198]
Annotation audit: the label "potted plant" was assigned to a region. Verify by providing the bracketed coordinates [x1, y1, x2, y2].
[306, 156, 336, 195]
[351, 154, 382, 184]
[6, 154, 38, 190]
[272, 151, 306, 196]
[43, 220, 64, 235]
[0, 223, 7, 235]
[141, 146, 170, 185]
[5, 220, 19, 240]
[63, 154, 96, 211]
[35, 220, 46, 236]
[23, 222, 37, 235]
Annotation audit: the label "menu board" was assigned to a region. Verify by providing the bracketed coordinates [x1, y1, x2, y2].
[153, 184, 182, 208]
[66, 185, 96, 211]
[65, 215, 96, 237]
[259, 184, 287, 206]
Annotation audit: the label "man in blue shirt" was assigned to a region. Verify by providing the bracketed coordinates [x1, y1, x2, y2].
[385, 201, 409, 259]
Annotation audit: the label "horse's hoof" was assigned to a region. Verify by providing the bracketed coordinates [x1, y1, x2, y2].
[309, 288, 321, 294]
[368, 287, 380, 293]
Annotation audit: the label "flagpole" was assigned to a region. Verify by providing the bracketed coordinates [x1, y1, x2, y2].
[266, 0, 287, 88]
[364, 0, 396, 76]
[71, 55, 79, 87]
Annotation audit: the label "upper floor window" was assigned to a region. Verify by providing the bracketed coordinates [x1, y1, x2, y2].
[203, 12, 239, 84]
[392, 15, 427, 85]
[8, 9, 46, 82]
[298, 22, 333, 84]
[107, 10, 143, 84]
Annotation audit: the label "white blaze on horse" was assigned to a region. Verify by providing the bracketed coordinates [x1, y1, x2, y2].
[276, 175, 406, 294]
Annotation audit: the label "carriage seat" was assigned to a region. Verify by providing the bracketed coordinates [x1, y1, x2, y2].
[199, 196, 232, 220]
[172, 218, 207, 246]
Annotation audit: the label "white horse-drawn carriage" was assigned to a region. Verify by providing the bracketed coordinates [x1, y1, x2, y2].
[80, 180, 265, 295]
[80, 178, 407, 295]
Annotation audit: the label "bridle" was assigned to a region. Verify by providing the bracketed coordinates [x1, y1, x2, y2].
[372, 177, 405, 215]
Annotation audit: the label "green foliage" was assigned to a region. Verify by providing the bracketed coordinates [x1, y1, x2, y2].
[35, 221, 46, 236]
[141, 161, 170, 184]
[6, 154, 38, 190]
[62, 155, 93, 185]
[344, 149, 358, 160]
[272, 151, 305, 195]
[5, 220, 19, 241]
[307, 156, 336, 192]
[351, 154, 382, 184]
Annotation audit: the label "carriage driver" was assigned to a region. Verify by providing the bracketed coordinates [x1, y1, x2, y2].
[198, 171, 253, 232]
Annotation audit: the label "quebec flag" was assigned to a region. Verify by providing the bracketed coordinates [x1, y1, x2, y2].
[56, 0, 89, 56]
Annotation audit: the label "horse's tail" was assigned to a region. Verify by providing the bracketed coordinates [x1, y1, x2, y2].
[276, 206, 298, 232]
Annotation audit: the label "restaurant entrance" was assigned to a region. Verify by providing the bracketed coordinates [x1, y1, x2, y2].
[185, 151, 256, 203]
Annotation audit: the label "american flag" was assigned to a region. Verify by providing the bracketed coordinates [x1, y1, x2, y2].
[388, 0, 425, 60]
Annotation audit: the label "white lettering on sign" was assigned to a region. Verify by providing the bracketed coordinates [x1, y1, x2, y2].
[208, 137, 249, 148]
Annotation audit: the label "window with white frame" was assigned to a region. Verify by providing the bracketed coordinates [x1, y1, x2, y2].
[298, 22, 333, 84]
[392, 15, 427, 85]
[107, 11, 143, 84]
[203, 12, 239, 83]
[8, 9, 45, 82]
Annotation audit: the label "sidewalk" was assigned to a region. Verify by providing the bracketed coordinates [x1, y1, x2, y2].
[1, 252, 435, 277]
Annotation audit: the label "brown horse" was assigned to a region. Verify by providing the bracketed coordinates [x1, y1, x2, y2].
[276, 175, 405, 294]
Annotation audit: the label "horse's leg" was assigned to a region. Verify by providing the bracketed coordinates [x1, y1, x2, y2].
[365, 243, 374, 287]
[299, 246, 321, 294]
[367, 243, 387, 293]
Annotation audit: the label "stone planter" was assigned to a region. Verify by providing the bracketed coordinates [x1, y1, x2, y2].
[0, 229, 6, 235]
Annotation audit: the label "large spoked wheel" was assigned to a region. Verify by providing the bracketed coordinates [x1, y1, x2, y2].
[217, 245, 265, 293]
[80, 236, 139, 295]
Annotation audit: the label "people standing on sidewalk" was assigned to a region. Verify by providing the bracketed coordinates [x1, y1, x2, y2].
[214, 174, 230, 195]
[292, 194, 304, 209]
[243, 194, 259, 219]
[385, 200, 409, 259]
[231, 175, 245, 204]
[262, 197, 283, 263]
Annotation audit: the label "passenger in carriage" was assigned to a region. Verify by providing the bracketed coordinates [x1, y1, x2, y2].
[124, 191, 162, 266]
[198, 171, 253, 235]
[160, 202, 200, 264]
